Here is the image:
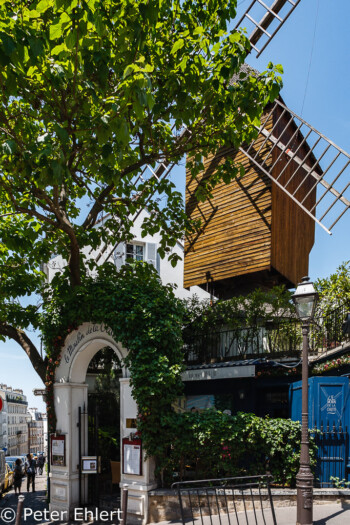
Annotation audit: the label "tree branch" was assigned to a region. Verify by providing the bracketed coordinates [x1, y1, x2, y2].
[0, 323, 47, 382]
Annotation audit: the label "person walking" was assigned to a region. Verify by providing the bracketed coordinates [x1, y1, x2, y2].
[13, 458, 23, 495]
[37, 453, 45, 475]
[25, 453, 36, 492]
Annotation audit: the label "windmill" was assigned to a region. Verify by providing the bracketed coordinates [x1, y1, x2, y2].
[99, 0, 349, 284]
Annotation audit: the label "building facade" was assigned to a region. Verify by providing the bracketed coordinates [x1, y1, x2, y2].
[0, 388, 8, 452]
[28, 408, 45, 454]
[0, 386, 29, 456]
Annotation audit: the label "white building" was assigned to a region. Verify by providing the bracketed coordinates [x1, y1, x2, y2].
[28, 408, 45, 454]
[0, 388, 8, 452]
[0, 385, 29, 456]
[44, 209, 209, 301]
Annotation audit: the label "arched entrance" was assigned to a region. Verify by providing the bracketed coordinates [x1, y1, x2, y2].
[50, 323, 156, 523]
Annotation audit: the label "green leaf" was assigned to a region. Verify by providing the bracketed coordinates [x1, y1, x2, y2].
[0, 32, 16, 56]
[37, 0, 52, 13]
[50, 22, 63, 40]
[51, 43, 67, 56]
[1, 140, 16, 154]
[54, 124, 69, 143]
[29, 38, 44, 57]
[171, 39, 184, 55]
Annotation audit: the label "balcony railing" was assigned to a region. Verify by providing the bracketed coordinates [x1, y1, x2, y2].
[183, 304, 350, 366]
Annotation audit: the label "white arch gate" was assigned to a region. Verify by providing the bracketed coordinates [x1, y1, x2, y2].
[50, 322, 156, 523]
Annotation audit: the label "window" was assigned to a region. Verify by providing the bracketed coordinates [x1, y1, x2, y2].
[126, 243, 144, 262]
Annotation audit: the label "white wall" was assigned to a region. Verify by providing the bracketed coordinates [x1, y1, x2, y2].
[44, 209, 210, 301]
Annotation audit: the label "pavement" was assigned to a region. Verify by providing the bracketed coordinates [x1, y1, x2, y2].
[152, 504, 350, 525]
[1, 475, 350, 524]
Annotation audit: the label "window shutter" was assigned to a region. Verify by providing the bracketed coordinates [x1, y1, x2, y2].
[147, 243, 157, 271]
[113, 243, 125, 270]
[156, 252, 161, 274]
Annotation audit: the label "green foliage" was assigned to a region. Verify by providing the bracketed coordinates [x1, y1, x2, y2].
[315, 261, 350, 315]
[183, 286, 295, 331]
[155, 410, 316, 487]
[0, 0, 283, 334]
[329, 476, 350, 488]
[182, 286, 301, 359]
[41, 262, 185, 432]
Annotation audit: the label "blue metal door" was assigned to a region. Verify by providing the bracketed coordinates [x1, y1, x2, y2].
[289, 376, 350, 486]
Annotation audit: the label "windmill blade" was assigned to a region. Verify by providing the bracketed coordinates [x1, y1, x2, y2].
[239, 99, 350, 234]
[103, 159, 178, 263]
[234, 0, 302, 57]
[95, 125, 188, 264]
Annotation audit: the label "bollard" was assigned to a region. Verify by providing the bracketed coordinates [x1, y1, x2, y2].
[15, 495, 24, 525]
[120, 484, 128, 525]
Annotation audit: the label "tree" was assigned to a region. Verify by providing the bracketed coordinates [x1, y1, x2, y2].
[0, 0, 282, 380]
[315, 261, 350, 315]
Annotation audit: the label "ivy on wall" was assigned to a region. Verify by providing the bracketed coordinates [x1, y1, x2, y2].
[41, 262, 185, 436]
[40, 264, 311, 485]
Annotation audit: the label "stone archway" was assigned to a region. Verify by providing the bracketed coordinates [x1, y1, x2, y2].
[50, 322, 156, 523]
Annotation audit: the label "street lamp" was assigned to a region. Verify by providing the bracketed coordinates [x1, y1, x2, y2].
[292, 276, 318, 525]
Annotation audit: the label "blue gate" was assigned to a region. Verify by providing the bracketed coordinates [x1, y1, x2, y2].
[289, 376, 350, 486]
[311, 422, 349, 487]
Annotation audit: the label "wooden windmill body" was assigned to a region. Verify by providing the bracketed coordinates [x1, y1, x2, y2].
[184, 95, 320, 298]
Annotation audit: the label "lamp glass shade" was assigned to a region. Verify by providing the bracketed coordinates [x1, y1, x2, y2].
[292, 277, 318, 321]
[294, 296, 315, 320]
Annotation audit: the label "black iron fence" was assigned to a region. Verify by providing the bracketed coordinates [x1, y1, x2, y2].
[310, 304, 349, 355]
[172, 475, 277, 525]
[183, 304, 350, 365]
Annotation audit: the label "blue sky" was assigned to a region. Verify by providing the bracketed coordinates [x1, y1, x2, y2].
[1, 0, 349, 413]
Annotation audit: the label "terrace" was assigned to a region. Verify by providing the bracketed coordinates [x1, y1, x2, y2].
[183, 303, 350, 366]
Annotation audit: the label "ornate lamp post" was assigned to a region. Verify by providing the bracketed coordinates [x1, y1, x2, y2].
[292, 276, 318, 525]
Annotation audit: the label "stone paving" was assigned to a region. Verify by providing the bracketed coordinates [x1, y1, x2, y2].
[1, 474, 350, 524]
[0, 471, 48, 524]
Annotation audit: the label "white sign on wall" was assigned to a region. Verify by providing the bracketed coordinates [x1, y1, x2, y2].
[182, 365, 255, 382]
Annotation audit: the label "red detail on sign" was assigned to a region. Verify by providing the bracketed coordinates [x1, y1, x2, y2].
[0, 398, 3, 412]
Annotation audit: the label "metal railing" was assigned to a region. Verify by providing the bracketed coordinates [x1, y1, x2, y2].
[184, 321, 301, 365]
[172, 475, 277, 525]
[310, 304, 350, 356]
[183, 305, 350, 365]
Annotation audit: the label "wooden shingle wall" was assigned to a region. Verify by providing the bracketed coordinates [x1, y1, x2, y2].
[184, 115, 274, 290]
[184, 104, 317, 293]
[271, 106, 316, 286]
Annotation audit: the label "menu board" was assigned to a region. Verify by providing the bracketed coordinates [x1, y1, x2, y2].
[122, 438, 142, 476]
[81, 456, 99, 474]
[51, 434, 66, 466]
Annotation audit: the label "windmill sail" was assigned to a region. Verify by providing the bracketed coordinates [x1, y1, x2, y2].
[96, 126, 185, 263]
[239, 99, 350, 234]
[234, 0, 302, 57]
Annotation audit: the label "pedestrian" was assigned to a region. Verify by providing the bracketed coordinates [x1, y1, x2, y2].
[37, 453, 45, 475]
[25, 453, 36, 492]
[13, 458, 23, 495]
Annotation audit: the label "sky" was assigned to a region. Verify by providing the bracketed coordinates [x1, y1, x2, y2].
[1, 0, 350, 413]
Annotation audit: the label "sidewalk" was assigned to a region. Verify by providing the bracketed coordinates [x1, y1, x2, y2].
[0, 471, 48, 524]
[152, 503, 350, 525]
[2, 476, 350, 524]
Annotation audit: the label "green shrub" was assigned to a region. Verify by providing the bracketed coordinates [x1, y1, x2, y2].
[159, 411, 316, 487]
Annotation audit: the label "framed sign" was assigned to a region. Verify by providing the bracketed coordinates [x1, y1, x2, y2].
[122, 437, 142, 476]
[51, 434, 66, 466]
[81, 456, 100, 474]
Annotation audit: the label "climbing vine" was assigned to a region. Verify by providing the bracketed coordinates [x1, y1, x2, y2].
[41, 265, 309, 483]
[41, 262, 185, 440]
